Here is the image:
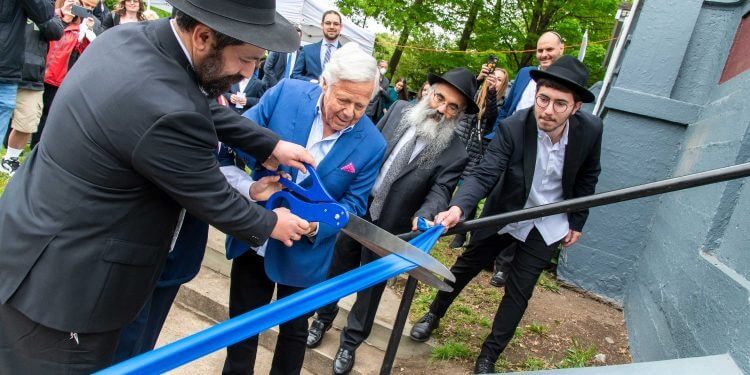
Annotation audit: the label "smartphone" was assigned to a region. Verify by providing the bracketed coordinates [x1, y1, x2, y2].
[72, 4, 94, 19]
[486, 55, 498, 71]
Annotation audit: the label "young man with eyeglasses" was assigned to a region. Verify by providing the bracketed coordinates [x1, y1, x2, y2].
[410, 56, 603, 374]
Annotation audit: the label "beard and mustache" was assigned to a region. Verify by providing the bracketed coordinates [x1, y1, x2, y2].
[194, 46, 244, 99]
[395, 95, 460, 168]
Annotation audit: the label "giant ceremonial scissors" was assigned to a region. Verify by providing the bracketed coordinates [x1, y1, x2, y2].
[264, 164, 455, 291]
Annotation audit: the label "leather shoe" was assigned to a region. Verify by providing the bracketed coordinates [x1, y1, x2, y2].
[332, 347, 355, 374]
[474, 356, 495, 374]
[490, 270, 508, 287]
[306, 319, 331, 348]
[409, 312, 439, 342]
[449, 234, 466, 248]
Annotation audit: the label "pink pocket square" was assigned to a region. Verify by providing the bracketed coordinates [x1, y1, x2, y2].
[340, 162, 356, 174]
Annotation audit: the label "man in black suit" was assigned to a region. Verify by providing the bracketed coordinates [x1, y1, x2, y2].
[410, 56, 603, 374]
[0, 0, 314, 372]
[307, 68, 477, 375]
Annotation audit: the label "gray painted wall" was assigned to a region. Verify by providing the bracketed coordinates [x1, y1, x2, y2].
[558, 0, 750, 372]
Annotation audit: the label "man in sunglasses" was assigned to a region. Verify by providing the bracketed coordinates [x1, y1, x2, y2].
[410, 55, 603, 374]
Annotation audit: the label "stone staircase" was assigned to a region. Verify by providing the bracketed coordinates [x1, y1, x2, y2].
[173, 227, 436, 374]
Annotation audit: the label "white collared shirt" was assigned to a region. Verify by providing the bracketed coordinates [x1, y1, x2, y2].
[516, 77, 538, 112]
[372, 126, 426, 196]
[319, 39, 339, 66]
[498, 121, 570, 245]
[238, 77, 251, 94]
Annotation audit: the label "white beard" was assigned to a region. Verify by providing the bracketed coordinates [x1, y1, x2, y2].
[396, 96, 460, 168]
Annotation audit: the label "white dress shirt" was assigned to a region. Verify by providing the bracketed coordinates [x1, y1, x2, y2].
[516, 78, 538, 112]
[498, 122, 570, 245]
[372, 126, 426, 196]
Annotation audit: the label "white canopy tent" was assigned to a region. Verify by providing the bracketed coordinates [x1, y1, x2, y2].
[147, 0, 376, 54]
[276, 0, 376, 54]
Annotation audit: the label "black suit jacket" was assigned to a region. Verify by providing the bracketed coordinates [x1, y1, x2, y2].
[223, 77, 267, 114]
[0, 19, 280, 333]
[374, 101, 469, 234]
[452, 107, 603, 243]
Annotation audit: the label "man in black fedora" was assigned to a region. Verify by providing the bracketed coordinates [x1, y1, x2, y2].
[306, 68, 473, 374]
[409, 55, 603, 374]
[0, 0, 316, 372]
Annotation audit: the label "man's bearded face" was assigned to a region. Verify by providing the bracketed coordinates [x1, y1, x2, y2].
[195, 45, 244, 99]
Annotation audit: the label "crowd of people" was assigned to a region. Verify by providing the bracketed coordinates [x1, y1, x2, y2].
[0, 1, 602, 374]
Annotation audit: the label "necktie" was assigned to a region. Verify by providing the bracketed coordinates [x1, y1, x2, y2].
[323, 43, 333, 66]
[369, 135, 418, 221]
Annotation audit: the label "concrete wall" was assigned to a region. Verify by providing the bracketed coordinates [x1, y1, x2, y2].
[559, 0, 750, 372]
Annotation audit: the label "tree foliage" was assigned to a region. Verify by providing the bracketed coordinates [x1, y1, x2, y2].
[337, 0, 619, 93]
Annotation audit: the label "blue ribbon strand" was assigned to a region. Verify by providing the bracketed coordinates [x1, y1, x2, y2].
[97, 220, 444, 374]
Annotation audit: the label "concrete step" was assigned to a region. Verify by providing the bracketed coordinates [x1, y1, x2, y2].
[157, 300, 312, 374]
[175, 264, 435, 374]
[200, 227, 434, 358]
[202, 226, 231, 278]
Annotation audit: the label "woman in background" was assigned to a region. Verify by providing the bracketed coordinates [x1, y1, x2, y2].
[102, 0, 145, 29]
[32, 0, 100, 148]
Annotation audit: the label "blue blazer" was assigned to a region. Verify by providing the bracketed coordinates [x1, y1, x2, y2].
[291, 40, 342, 82]
[488, 66, 536, 139]
[225, 79, 387, 287]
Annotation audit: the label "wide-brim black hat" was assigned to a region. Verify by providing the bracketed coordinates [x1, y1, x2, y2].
[168, 0, 299, 53]
[529, 55, 595, 103]
[427, 67, 479, 114]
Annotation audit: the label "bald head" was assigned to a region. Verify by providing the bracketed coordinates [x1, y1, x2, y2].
[536, 32, 564, 70]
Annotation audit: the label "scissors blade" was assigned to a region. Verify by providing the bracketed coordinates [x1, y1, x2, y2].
[341, 215, 455, 291]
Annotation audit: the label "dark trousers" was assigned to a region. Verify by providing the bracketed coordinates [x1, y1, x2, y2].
[0, 302, 121, 374]
[429, 229, 558, 361]
[223, 251, 308, 375]
[316, 232, 389, 351]
[30, 83, 57, 149]
[314, 232, 363, 326]
[112, 284, 181, 363]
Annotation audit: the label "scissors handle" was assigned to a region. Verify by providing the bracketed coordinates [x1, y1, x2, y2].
[265, 191, 349, 229]
[256, 163, 334, 203]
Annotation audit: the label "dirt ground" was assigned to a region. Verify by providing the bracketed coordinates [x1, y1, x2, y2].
[389, 237, 631, 373]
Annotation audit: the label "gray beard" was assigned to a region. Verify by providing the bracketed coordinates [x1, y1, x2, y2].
[395, 97, 459, 168]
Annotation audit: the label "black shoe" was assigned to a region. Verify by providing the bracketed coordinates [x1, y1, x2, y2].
[490, 270, 508, 287]
[0, 157, 20, 177]
[409, 312, 439, 342]
[306, 319, 331, 348]
[474, 356, 495, 374]
[449, 234, 466, 248]
[332, 347, 355, 374]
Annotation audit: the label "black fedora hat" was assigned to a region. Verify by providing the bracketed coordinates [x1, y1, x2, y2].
[529, 55, 595, 103]
[427, 67, 479, 114]
[168, 0, 299, 53]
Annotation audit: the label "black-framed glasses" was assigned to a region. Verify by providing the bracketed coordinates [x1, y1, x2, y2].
[535, 94, 570, 113]
[431, 91, 462, 115]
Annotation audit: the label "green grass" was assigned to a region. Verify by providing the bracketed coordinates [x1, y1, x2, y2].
[431, 342, 473, 360]
[525, 321, 549, 337]
[558, 337, 597, 368]
[521, 355, 549, 371]
[537, 271, 561, 293]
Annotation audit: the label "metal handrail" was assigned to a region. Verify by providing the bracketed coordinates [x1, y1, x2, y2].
[379, 162, 750, 374]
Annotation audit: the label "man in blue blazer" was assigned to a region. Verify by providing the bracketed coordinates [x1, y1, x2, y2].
[222, 43, 386, 375]
[291, 10, 343, 82]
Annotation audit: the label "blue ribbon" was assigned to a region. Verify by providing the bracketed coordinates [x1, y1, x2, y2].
[97, 219, 444, 374]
